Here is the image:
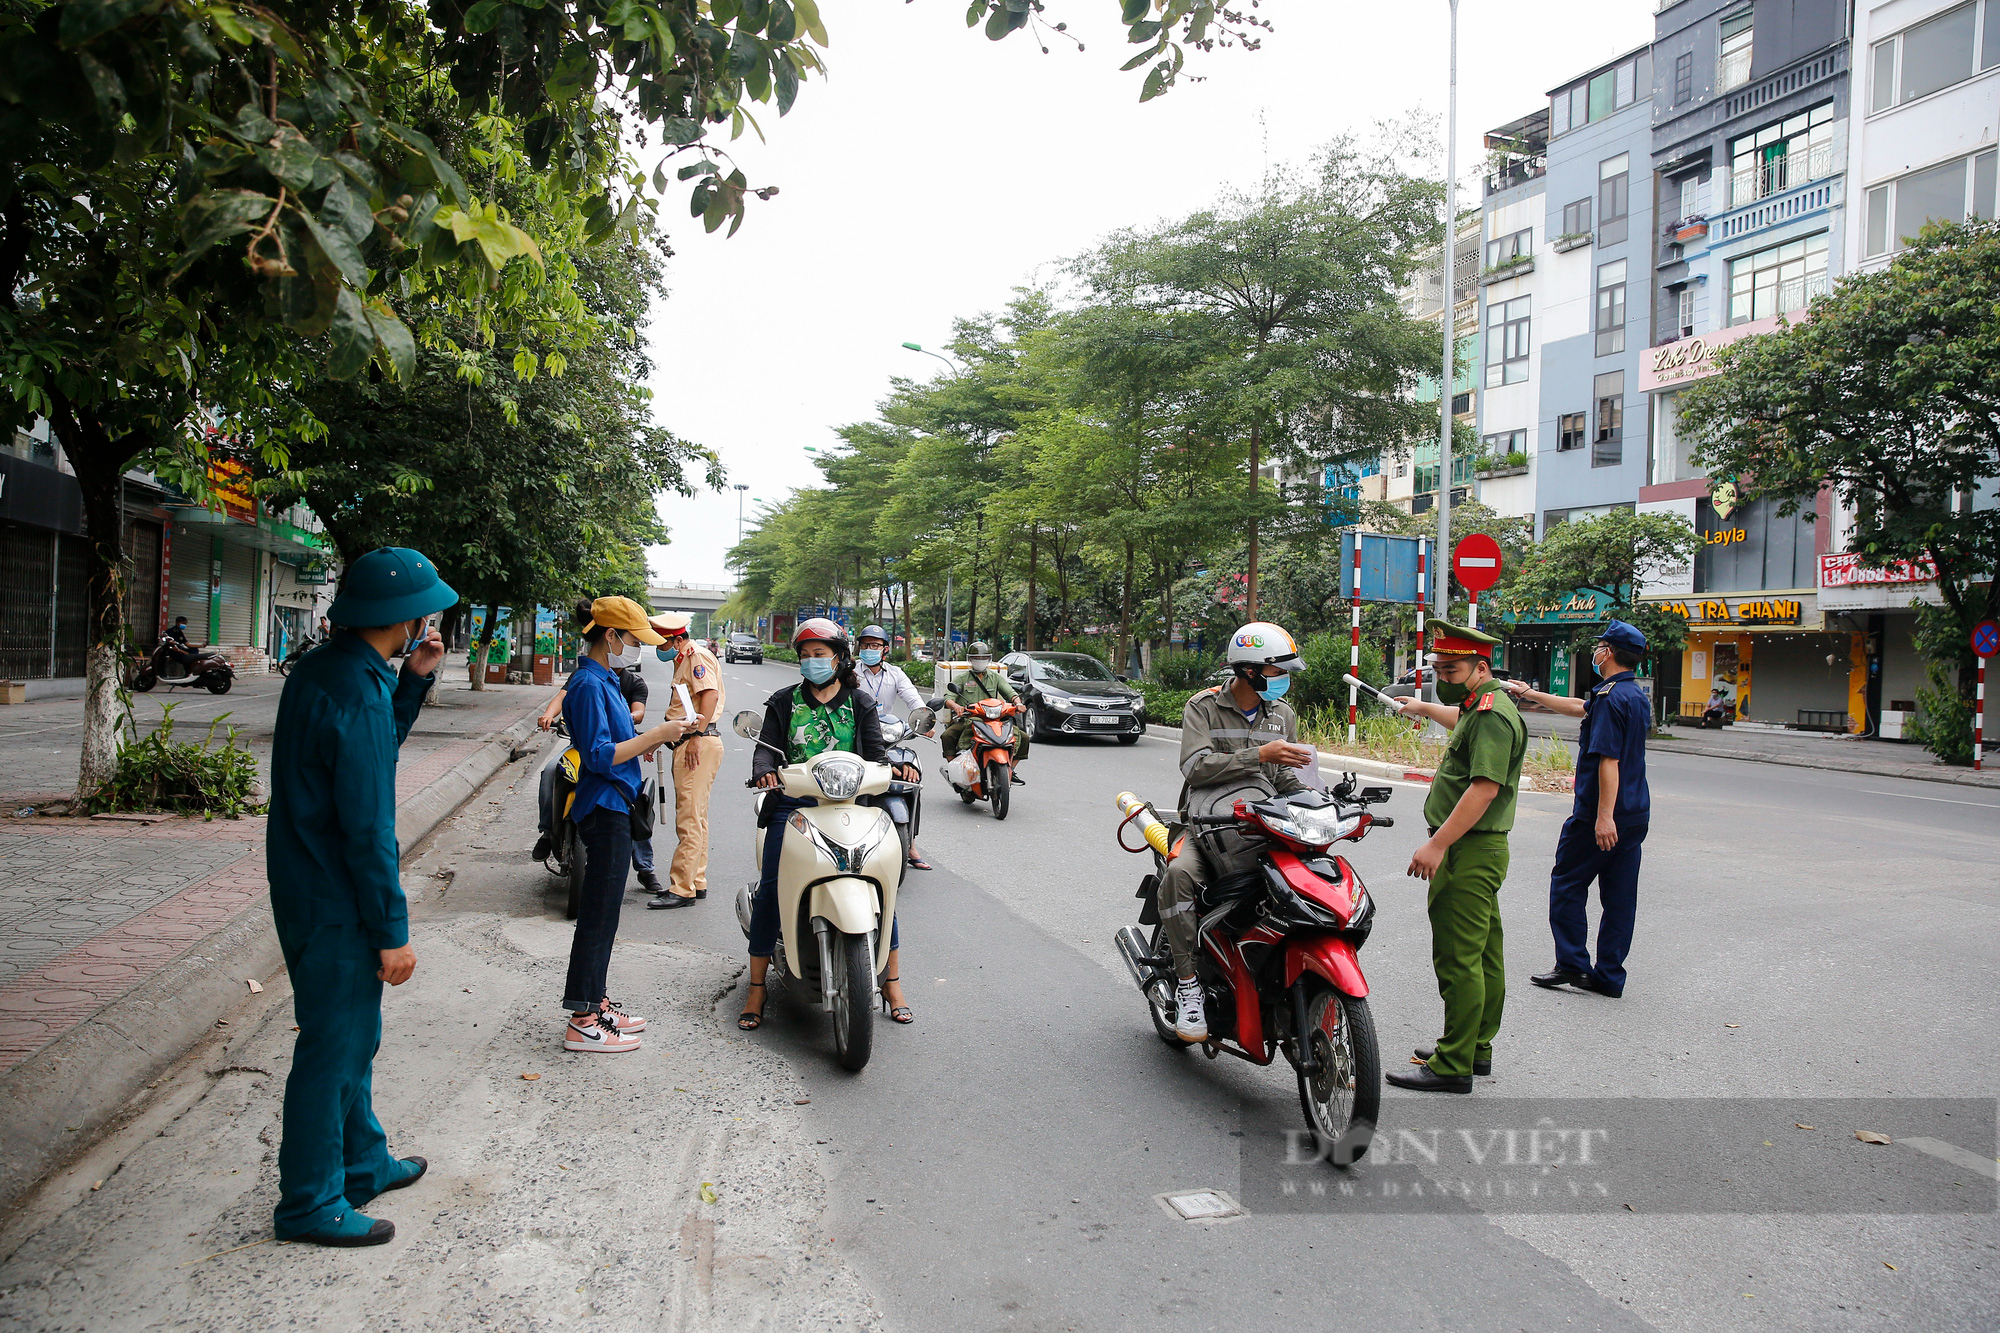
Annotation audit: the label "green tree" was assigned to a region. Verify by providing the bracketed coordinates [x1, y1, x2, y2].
[1678, 219, 2000, 763]
[1503, 509, 1701, 659]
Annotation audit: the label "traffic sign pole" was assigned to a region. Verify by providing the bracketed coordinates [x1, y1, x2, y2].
[1973, 620, 1998, 771]
[1348, 538, 1362, 747]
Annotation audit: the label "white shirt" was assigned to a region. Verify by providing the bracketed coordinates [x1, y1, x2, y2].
[856, 660, 923, 718]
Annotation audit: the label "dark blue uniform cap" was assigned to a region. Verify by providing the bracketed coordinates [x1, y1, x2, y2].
[1597, 619, 1647, 656]
[327, 547, 459, 628]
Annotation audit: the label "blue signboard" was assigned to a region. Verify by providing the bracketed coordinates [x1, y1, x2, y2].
[1336, 532, 1425, 604]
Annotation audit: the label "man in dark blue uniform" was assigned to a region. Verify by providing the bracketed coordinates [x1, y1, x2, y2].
[267, 547, 456, 1246]
[1504, 620, 1651, 998]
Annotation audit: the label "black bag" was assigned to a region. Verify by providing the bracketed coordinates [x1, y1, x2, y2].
[628, 783, 654, 841]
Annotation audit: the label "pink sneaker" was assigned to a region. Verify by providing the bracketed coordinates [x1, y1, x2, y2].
[599, 999, 646, 1033]
[565, 1011, 640, 1053]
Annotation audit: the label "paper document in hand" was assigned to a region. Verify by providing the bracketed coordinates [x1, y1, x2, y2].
[675, 683, 696, 722]
[1293, 748, 1326, 791]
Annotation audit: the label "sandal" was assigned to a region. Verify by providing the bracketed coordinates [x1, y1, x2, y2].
[737, 981, 767, 1031]
[880, 975, 914, 1024]
[905, 854, 933, 871]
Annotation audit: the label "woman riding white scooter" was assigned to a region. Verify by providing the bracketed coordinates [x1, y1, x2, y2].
[741, 619, 921, 1030]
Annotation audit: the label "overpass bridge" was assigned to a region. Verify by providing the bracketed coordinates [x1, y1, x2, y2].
[647, 582, 735, 633]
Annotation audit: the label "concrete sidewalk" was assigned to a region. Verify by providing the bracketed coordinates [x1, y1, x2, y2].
[0, 672, 554, 1214]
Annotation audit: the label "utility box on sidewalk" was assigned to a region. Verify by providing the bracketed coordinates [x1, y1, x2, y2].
[532, 654, 554, 686]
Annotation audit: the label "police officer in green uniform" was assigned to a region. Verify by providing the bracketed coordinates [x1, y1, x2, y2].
[1385, 619, 1527, 1094]
[266, 548, 457, 1246]
[936, 641, 1029, 783]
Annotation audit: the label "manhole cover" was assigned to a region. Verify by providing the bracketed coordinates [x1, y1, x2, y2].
[1155, 1189, 1246, 1222]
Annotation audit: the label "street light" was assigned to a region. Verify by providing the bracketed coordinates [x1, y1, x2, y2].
[1434, 0, 1460, 628]
[901, 341, 963, 379]
[734, 483, 749, 547]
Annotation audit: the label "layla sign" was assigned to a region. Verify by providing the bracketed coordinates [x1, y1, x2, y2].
[1637, 315, 1782, 392]
[1818, 552, 1936, 589]
[1656, 598, 1802, 626]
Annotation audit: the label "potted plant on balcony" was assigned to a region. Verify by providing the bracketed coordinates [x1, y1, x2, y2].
[1673, 216, 1709, 243]
[1552, 231, 1591, 253]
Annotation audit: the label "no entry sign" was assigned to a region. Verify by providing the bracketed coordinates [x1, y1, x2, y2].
[1452, 534, 1503, 594]
[1973, 620, 1999, 658]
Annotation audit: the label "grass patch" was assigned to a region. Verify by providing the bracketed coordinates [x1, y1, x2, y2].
[86, 701, 263, 819]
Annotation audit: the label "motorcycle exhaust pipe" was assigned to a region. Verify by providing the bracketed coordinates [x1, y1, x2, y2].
[1115, 926, 1162, 992]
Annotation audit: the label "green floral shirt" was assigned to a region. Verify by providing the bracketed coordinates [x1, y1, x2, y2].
[787, 695, 856, 762]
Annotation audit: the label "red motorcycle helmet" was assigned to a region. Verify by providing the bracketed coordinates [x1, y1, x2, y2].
[792, 617, 851, 661]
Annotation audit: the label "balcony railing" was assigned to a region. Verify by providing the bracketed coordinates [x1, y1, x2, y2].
[1729, 142, 1834, 209]
[1484, 156, 1547, 198]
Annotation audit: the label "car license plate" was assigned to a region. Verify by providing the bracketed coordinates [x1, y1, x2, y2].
[1089, 714, 1120, 726]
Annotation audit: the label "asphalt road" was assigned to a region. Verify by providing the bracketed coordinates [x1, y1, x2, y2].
[637, 657, 1999, 1333]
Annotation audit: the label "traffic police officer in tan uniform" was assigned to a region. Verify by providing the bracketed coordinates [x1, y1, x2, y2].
[647, 612, 725, 908]
[1385, 619, 1527, 1093]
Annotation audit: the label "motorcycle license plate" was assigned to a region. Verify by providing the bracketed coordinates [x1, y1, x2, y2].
[1088, 714, 1120, 726]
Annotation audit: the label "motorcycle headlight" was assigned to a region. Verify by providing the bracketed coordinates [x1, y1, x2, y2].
[812, 756, 866, 800]
[1271, 806, 1362, 847]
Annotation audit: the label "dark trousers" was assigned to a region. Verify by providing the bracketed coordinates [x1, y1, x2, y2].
[563, 806, 634, 1012]
[274, 922, 401, 1237]
[1548, 815, 1647, 995]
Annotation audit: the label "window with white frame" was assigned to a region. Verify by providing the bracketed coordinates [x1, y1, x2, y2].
[1728, 102, 1835, 209]
[1677, 174, 1703, 222]
[1870, 0, 2000, 113]
[1485, 228, 1532, 269]
[1482, 429, 1527, 463]
[1677, 285, 1696, 338]
[1727, 232, 1828, 325]
[1599, 154, 1631, 246]
[1485, 296, 1531, 387]
[1864, 149, 1999, 255]
[1595, 260, 1628, 357]
[1719, 11, 1754, 92]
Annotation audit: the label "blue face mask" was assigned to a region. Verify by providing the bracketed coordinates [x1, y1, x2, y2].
[800, 657, 837, 685]
[1256, 673, 1291, 702]
[858, 648, 883, 667]
[657, 646, 679, 662]
[401, 619, 428, 657]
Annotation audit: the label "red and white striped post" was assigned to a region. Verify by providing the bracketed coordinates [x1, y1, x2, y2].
[1347, 537, 1362, 746]
[1414, 538, 1429, 731]
[1977, 656, 1986, 771]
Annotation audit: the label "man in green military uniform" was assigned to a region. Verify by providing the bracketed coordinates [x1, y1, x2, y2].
[266, 548, 457, 1245]
[936, 641, 1029, 782]
[1386, 619, 1527, 1094]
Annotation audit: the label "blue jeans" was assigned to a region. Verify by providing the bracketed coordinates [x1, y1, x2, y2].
[563, 806, 634, 1012]
[632, 837, 654, 873]
[1548, 815, 1647, 995]
[748, 795, 898, 958]
[273, 922, 401, 1237]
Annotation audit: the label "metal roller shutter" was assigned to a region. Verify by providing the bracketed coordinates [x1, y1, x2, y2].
[215, 539, 255, 646]
[169, 528, 212, 645]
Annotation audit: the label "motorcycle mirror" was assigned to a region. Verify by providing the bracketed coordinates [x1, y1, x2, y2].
[908, 706, 936, 735]
[730, 709, 764, 740]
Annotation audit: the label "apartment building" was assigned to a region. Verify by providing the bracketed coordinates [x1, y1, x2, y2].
[1638, 0, 1857, 728]
[1472, 108, 1549, 525]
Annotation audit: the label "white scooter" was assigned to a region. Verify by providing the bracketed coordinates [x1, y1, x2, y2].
[729, 706, 933, 1071]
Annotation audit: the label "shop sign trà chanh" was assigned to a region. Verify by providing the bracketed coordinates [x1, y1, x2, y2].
[1652, 598, 1803, 627]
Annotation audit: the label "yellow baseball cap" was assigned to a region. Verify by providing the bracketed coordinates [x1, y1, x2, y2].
[584, 596, 664, 645]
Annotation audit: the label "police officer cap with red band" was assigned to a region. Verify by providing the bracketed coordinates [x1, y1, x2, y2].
[1422, 616, 1502, 663]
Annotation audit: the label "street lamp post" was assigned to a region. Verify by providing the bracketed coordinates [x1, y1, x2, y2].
[734, 483, 749, 546]
[901, 341, 964, 379]
[1434, 0, 1460, 629]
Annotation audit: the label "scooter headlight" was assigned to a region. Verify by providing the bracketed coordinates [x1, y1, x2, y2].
[812, 756, 866, 800]
[1267, 806, 1361, 848]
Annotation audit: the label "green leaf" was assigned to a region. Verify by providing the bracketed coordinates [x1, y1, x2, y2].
[793, 0, 828, 43]
[301, 208, 369, 286]
[463, 0, 505, 32]
[1127, 20, 1161, 41]
[176, 189, 274, 260]
[660, 117, 702, 145]
[1140, 63, 1166, 101]
[255, 130, 319, 191]
[984, 4, 1027, 39]
[319, 177, 374, 245]
[1121, 0, 1151, 21]
[327, 288, 374, 380]
[676, 159, 718, 180]
[729, 29, 761, 77]
[773, 57, 798, 114]
[965, 0, 987, 27]
[364, 303, 416, 382]
[60, 0, 155, 50]
[767, 0, 796, 43]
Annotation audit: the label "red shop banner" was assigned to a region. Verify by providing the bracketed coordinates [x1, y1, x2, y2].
[1818, 552, 1937, 589]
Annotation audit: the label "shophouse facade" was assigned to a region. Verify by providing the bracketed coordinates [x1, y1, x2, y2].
[1639, 0, 1858, 729]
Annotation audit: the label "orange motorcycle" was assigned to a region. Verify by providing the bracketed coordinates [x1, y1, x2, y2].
[939, 697, 1022, 820]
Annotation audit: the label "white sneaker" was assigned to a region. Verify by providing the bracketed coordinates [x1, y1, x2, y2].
[1174, 978, 1208, 1043]
[599, 1000, 646, 1033]
[565, 1011, 641, 1053]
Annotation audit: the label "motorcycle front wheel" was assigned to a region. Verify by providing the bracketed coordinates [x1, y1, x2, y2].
[1295, 986, 1380, 1167]
[830, 929, 874, 1072]
[132, 671, 157, 693]
[987, 761, 1010, 820]
[561, 823, 586, 920]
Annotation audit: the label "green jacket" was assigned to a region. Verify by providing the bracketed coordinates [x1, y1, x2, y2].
[947, 668, 1018, 707]
[1175, 684, 1304, 820]
[1423, 680, 1527, 833]
[266, 632, 432, 950]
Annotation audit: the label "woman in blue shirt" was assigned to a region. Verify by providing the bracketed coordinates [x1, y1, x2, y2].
[560, 597, 689, 1053]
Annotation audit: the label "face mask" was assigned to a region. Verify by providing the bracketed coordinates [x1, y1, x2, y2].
[967, 659, 991, 674]
[858, 648, 883, 667]
[1436, 679, 1471, 705]
[800, 657, 837, 685]
[1255, 673, 1291, 702]
[401, 620, 428, 657]
[658, 645, 680, 662]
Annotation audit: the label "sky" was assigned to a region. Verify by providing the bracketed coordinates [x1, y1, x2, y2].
[641, 0, 1657, 588]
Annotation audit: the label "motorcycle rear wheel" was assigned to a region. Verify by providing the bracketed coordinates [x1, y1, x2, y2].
[561, 823, 586, 920]
[987, 761, 1010, 820]
[1295, 987, 1380, 1167]
[830, 929, 875, 1072]
[206, 676, 231, 695]
[1144, 923, 1186, 1049]
[132, 671, 157, 693]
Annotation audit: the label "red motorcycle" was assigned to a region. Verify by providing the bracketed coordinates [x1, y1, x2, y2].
[938, 697, 1022, 820]
[1113, 778, 1393, 1165]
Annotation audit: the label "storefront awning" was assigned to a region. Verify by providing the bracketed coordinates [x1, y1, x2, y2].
[165, 505, 330, 562]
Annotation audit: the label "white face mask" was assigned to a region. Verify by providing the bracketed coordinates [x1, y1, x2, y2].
[607, 634, 639, 669]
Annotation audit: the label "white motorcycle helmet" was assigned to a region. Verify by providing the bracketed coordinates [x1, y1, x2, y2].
[1225, 622, 1303, 674]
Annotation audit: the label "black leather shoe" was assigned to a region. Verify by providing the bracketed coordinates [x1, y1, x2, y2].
[693, 889, 707, 900]
[1531, 968, 1590, 989]
[1386, 1066, 1472, 1094]
[1414, 1044, 1490, 1076]
[1578, 974, 1623, 998]
[636, 870, 665, 895]
[647, 893, 695, 910]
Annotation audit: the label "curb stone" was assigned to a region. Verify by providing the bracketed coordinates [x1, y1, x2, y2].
[0, 705, 547, 1217]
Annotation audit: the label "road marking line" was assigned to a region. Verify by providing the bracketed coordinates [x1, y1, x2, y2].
[1858, 789, 2000, 810]
[1897, 1137, 2000, 1180]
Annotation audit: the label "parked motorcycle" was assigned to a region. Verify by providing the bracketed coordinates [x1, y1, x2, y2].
[131, 638, 234, 695]
[276, 635, 322, 677]
[730, 707, 916, 1072]
[1111, 777, 1394, 1165]
[533, 717, 663, 920]
[877, 711, 933, 864]
[935, 696, 1021, 820]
